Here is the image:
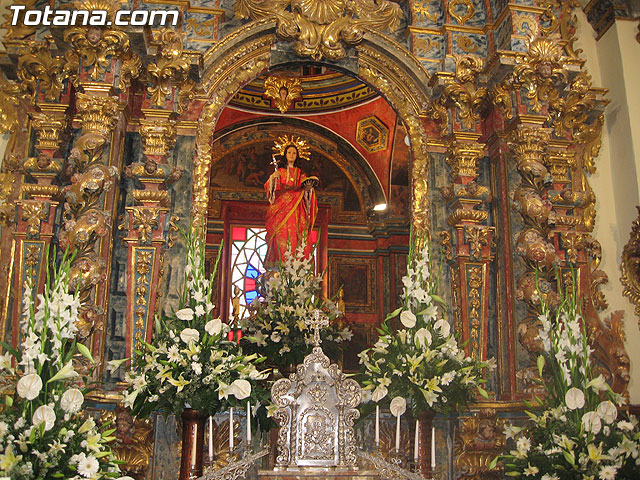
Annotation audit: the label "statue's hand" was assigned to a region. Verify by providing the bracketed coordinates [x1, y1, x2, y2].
[270, 170, 280, 181]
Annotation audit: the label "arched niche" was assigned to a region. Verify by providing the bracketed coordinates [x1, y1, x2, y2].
[190, 21, 433, 236]
[208, 117, 387, 222]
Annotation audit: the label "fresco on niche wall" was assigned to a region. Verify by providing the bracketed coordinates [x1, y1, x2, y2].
[389, 120, 410, 218]
[210, 138, 362, 212]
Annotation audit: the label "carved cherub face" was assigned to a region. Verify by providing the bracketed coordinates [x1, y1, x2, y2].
[86, 27, 102, 44]
[144, 159, 158, 175]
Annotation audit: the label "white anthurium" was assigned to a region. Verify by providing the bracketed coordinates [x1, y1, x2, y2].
[16, 373, 43, 400]
[581, 411, 602, 434]
[434, 319, 451, 337]
[60, 388, 84, 413]
[180, 328, 200, 344]
[175, 308, 194, 321]
[400, 310, 416, 328]
[596, 400, 618, 424]
[372, 385, 388, 402]
[390, 396, 407, 417]
[565, 387, 585, 410]
[205, 318, 223, 336]
[230, 379, 252, 400]
[415, 328, 432, 348]
[32, 405, 56, 431]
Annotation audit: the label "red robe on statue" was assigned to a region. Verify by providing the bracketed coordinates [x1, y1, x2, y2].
[264, 166, 318, 267]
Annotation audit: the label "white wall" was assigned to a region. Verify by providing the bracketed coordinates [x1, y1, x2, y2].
[575, 12, 640, 403]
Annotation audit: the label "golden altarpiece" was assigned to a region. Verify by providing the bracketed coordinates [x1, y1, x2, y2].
[0, 0, 634, 478]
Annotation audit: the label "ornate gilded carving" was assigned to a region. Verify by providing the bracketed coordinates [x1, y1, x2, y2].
[559, 231, 584, 264]
[585, 235, 608, 311]
[465, 226, 489, 260]
[139, 117, 177, 158]
[21, 201, 48, 238]
[1, 0, 36, 40]
[448, 0, 475, 26]
[445, 140, 484, 180]
[100, 406, 154, 479]
[31, 111, 69, 152]
[192, 37, 273, 220]
[146, 30, 191, 107]
[0, 78, 24, 135]
[587, 310, 630, 402]
[263, 76, 303, 113]
[430, 56, 487, 136]
[75, 93, 120, 137]
[131, 208, 160, 245]
[621, 206, 640, 323]
[17, 42, 77, 101]
[64, 3, 140, 85]
[447, 209, 488, 226]
[356, 44, 430, 239]
[234, 0, 403, 60]
[454, 409, 505, 480]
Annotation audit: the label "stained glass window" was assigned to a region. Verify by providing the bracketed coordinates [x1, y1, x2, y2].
[229, 226, 267, 320]
[228, 226, 319, 320]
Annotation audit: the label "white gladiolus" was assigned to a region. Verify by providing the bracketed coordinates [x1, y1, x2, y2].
[400, 310, 416, 328]
[180, 328, 200, 344]
[16, 373, 43, 400]
[565, 388, 585, 410]
[32, 405, 56, 431]
[60, 388, 84, 413]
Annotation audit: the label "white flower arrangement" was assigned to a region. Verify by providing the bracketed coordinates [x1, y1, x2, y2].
[240, 243, 351, 370]
[494, 272, 640, 479]
[0, 252, 123, 480]
[359, 233, 493, 414]
[124, 222, 269, 418]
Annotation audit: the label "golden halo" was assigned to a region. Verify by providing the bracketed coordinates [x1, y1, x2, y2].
[272, 135, 311, 161]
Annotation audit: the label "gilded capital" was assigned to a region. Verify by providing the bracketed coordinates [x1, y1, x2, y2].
[445, 140, 484, 180]
[76, 93, 120, 137]
[31, 110, 68, 152]
[507, 125, 550, 187]
[139, 117, 177, 158]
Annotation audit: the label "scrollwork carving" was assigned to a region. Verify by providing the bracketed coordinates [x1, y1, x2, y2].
[17, 42, 77, 102]
[146, 30, 191, 107]
[621, 206, 640, 323]
[64, 2, 140, 86]
[455, 409, 505, 480]
[235, 0, 403, 61]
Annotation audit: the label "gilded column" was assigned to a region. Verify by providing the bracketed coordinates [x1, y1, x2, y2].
[429, 56, 495, 364]
[120, 29, 189, 358]
[56, 2, 141, 375]
[7, 40, 75, 348]
[490, 28, 627, 397]
[123, 111, 182, 358]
